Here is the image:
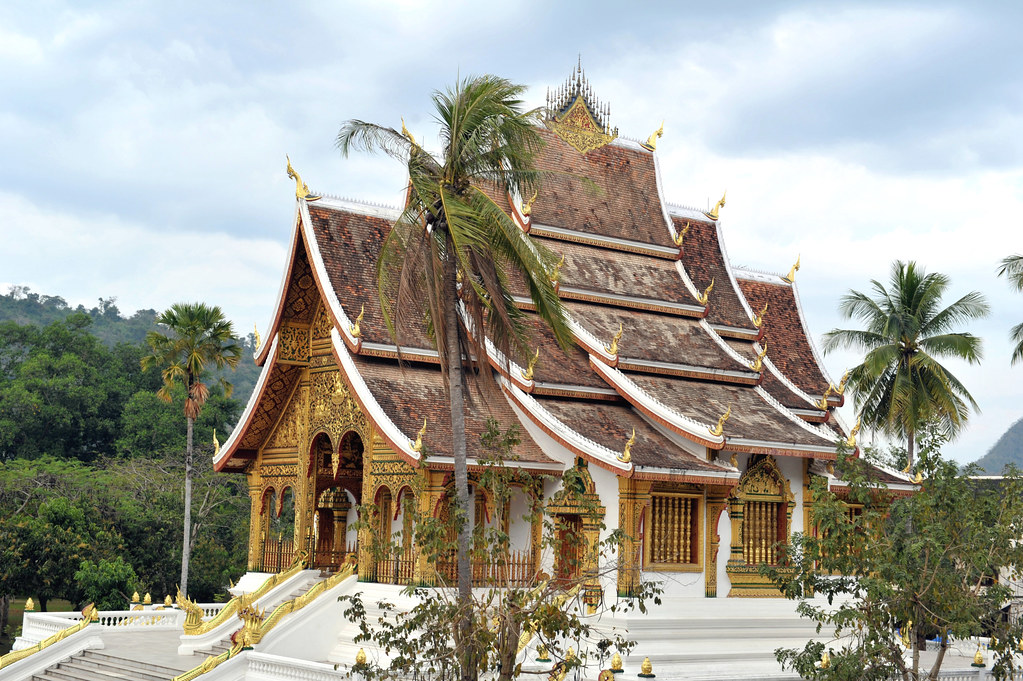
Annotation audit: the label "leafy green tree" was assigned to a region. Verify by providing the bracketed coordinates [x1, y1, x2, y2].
[141, 303, 241, 597]
[997, 254, 1023, 364]
[822, 261, 988, 470]
[338, 76, 572, 678]
[115, 385, 241, 457]
[765, 435, 1023, 681]
[75, 557, 139, 611]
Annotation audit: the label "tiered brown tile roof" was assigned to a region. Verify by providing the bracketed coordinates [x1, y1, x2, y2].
[676, 217, 757, 331]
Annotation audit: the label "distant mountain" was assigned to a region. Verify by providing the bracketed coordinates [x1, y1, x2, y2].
[974, 416, 1023, 473]
[0, 286, 261, 404]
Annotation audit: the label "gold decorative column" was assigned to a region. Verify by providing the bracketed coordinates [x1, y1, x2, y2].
[246, 472, 263, 570]
[617, 478, 651, 597]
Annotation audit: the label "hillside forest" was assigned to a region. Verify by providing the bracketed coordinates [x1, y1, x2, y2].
[0, 287, 261, 646]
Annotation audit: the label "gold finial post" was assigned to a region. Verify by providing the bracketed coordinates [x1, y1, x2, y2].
[24, 597, 34, 612]
[164, 595, 172, 607]
[536, 644, 551, 662]
[521, 348, 540, 381]
[610, 652, 623, 673]
[355, 648, 368, 665]
[697, 278, 715, 305]
[709, 405, 732, 437]
[411, 418, 427, 453]
[253, 323, 261, 350]
[819, 651, 831, 669]
[752, 301, 768, 328]
[604, 322, 624, 355]
[972, 645, 986, 668]
[638, 656, 655, 677]
[131, 591, 140, 604]
[350, 305, 365, 338]
[751, 342, 768, 372]
[783, 254, 801, 284]
[642, 121, 664, 151]
[704, 191, 726, 220]
[619, 427, 636, 463]
[143, 592, 152, 605]
[673, 221, 690, 248]
[285, 155, 320, 201]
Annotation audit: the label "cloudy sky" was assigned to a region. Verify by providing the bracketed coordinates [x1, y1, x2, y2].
[2, 1, 1022, 463]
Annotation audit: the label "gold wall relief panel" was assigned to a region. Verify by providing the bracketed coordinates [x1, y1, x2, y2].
[616, 478, 651, 597]
[312, 303, 335, 341]
[309, 369, 370, 444]
[265, 385, 307, 451]
[279, 323, 310, 365]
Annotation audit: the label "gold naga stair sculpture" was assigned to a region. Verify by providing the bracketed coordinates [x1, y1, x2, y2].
[172, 554, 358, 681]
[0, 604, 98, 671]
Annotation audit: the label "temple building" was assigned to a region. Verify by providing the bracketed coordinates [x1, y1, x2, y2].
[214, 65, 915, 607]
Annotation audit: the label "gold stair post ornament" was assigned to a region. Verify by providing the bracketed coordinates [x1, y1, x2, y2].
[411, 418, 427, 453]
[350, 305, 365, 338]
[638, 656, 655, 678]
[819, 651, 831, 669]
[704, 191, 726, 220]
[752, 301, 768, 328]
[972, 645, 986, 668]
[751, 343, 768, 372]
[604, 323, 624, 355]
[131, 591, 140, 604]
[355, 648, 368, 665]
[24, 597, 34, 612]
[709, 405, 732, 437]
[285, 155, 320, 201]
[143, 592, 152, 605]
[673, 221, 690, 248]
[536, 644, 551, 662]
[164, 595, 172, 607]
[521, 348, 540, 381]
[697, 278, 714, 306]
[618, 428, 636, 464]
[610, 651, 624, 673]
[641, 121, 664, 151]
[782, 255, 800, 284]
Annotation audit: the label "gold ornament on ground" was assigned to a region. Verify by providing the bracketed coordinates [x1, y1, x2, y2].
[355, 648, 367, 665]
[638, 656, 655, 677]
[610, 652, 623, 672]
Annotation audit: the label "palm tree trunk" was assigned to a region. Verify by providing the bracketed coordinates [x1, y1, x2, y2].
[906, 425, 915, 472]
[181, 414, 194, 597]
[443, 234, 475, 681]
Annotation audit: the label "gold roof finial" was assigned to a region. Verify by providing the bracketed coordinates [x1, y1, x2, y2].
[521, 348, 540, 381]
[551, 254, 565, 283]
[846, 418, 861, 448]
[411, 418, 427, 453]
[285, 155, 320, 202]
[618, 427, 636, 463]
[350, 305, 365, 339]
[673, 221, 690, 248]
[641, 120, 664, 151]
[604, 322, 624, 355]
[709, 405, 732, 437]
[697, 278, 715, 306]
[751, 342, 768, 372]
[704, 191, 726, 220]
[213, 428, 220, 457]
[355, 648, 368, 665]
[783, 254, 801, 284]
[253, 324, 261, 350]
[521, 190, 538, 217]
[610, 652, 623, 672]
[752, 301, 768, 328]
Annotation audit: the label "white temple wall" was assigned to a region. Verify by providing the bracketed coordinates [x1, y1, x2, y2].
[507, 487, 531, 553]
[588, 461, 620, 599]
[776, 455, 804, 533]
[345, 490, 359, 549]
[716, 500, 731, 598]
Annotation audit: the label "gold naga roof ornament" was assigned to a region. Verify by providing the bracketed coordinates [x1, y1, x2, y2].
[704, 191, 726, 220]
[213, 428, 220, 457]
[783, 254, 801, 284]
[618, 427, 636, 463]
[253, 323, 261, 350]
[846, 418, 861, 448]
[709, 404, 732, 437]
[729, 452, 738, 468]
[752, 301, 769, 328]
[411, 418, 427, 453]
[673, 221, 690, 248]
[833, 370, 850, 395]
[545, 59, 618, 154]
[751, 342, 768, 372]
[913, 471, 923, 484]
[550, 254, 565, 283]
[521, 348, 540, 381]
[826, 461, 836, 476]
[641, 120, 664, 152]
[604, 322, 624, 355]
[697, 278, 715, 305]
[285, 155, 320, 201]
[400, 117, 419, 151]
[521, 190, 538, 217]
[350, 305, 365, 338]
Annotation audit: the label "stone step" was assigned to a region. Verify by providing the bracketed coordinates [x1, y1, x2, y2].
[57, 656, 177, 681]
[80, 650, 183, 679]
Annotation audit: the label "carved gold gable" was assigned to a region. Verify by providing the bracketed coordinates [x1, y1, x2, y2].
[546, 97, 618, 154]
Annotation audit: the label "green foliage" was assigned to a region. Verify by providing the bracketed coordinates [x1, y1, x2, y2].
[997, 254, 1023, 365]
[763, 434, 1023, 680]
[115, 385, 241, 457]
[75, 558, 139, 611]
[823, 260, 988, 466]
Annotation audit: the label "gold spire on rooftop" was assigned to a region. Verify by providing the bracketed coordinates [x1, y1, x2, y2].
[783, 255, 801, 283]
[641, 121, 664, 152]
[545, 58, 618, 154]
[704, 191, 726, 220]
[286, 155, 320, 202]
[709, 405, 732, 437]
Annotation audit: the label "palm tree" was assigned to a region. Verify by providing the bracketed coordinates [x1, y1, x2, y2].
[142, 302, 242, 597]
[997, 255, 1023, 364]
[822, 261, 988, 470]
[337, 75, 571, 677]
